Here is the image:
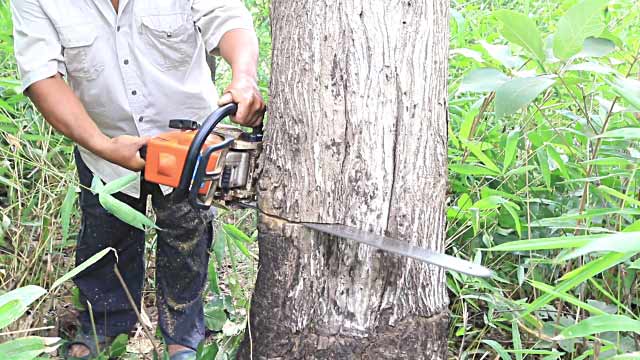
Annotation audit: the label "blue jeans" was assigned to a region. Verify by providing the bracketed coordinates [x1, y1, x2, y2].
[73, 149, 213, 350]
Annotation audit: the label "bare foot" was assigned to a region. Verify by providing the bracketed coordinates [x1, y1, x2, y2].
[168, 344, 193, 356]
[68, 344, 91, 357]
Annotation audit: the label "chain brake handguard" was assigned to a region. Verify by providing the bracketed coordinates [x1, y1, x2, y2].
[175, 103, 263, 209]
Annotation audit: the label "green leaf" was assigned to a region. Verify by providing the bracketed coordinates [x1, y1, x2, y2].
[459, 68, 509, 93]
[529, 280, 606, 316]
[494, 10, 545, 62]
[565, 62, 616, 74]
[222, 224, 254, 244]
[0, 337, 60, 360]
[608, 353, 640, 360]
[594, 127, 640, 140]
[480, 40, 525, 69]
[536, 147, 551, 189]
[108, 334, 128, 358]
[522, 252, 632, 317]
[100, 173, 139, 195]
[503, 129, 520, 172]
[606, 77, 640, 110]
[60, 186, 77, 242]
[561, 232, 640, 260]
[495, 77, 556, 119]
[553, 0, 608, 60]
[91, 176, 104, 194]
[482, 339, 512, 360]
[0, 300, 22, 329]
[503, 203, 522, 238]
[98, 192, 159, 231]
[208, 259, 220, 295]
[554, 315, 640, 340]
[466, 142, 500, 173]
[546, 146, 569, 179]
[488, 234, 599, 252]
[597, 185, 640, 207]
[449, 164, 499, 177]
[0, 286, 47, 329]
[472, 195, 508, 210]
[576, 37, 616, 58]
[213, 230, 226, 267]
[50, 247, 115, 290]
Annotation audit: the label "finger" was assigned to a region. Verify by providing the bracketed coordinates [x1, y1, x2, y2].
[218, 92, 234, 106]
[235, 98, 252, 125]
[251, 101, 266, 127]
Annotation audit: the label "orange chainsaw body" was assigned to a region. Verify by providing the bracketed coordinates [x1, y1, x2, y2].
[144, 130, 224, 194]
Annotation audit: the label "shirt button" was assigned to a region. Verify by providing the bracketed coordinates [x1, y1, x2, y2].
[138, 116, 144, 122]
[117, 25, 121, 32]
[131, 90, 137, 96]
[124, 59, 129, 65]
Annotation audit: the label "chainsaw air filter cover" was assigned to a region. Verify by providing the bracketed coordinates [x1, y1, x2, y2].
[144, 130, 224, 195]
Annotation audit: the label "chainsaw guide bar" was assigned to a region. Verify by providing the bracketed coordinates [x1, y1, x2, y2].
[303, 223, 493, 278]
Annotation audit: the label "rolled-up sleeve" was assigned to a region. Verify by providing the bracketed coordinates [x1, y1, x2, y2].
[192, 0, 255, 55]
[11, 0, 65, 93]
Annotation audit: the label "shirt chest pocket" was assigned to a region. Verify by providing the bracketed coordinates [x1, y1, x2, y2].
[138, 12, 199, 72]
[58, 25, 104, 81]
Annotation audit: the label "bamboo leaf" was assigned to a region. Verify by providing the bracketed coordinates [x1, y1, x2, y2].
[449, 164, 500, 176]
[554, 315, 640, 340]
[561, 232, 640, 260]
[503, 129, 520, 172]
[98, 192, 159, 231]
[522, 252, 632, 317]
[597, 185, 640, 207]
[0, 286, 47, 330]
[606, 77, 640, 110]
[0, 336, 60, 360]
[529, 280, 606, 316]
[59, 186, 77, 242]
[50, 247, 116, 290]
[466, 142, 501, 173]
[213, 230, 226, 267]
[594, 127, 640, 141]
[488, 234, 597, 252]
[536, 147, 551, 189]
[100, 173, 139, 195]
[482, 340, 512, 360]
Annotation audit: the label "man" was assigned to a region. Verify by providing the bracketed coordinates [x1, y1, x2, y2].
[11, 0, 265, 359]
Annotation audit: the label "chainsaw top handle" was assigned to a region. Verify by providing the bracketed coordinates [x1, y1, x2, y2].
[175, 103, 238, 196]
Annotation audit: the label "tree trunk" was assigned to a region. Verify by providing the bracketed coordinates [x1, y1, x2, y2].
[240, 1, 450, 358]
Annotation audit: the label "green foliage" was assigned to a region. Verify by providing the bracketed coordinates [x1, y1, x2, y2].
[450, 0, 640, 357]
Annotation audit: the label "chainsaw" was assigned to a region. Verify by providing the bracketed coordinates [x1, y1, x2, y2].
[141, 103, 492, 278]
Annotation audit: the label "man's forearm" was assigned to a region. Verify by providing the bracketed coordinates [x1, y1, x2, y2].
[216, 28, 265, 127]
[26, 74, 147, 171]
[26, 74, 111, 157]
[218, 29, 259, 81]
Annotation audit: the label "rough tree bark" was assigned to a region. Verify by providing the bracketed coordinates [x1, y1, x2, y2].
[240, 0, 450, 358]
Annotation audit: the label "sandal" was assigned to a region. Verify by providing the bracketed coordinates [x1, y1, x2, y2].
[61, 332, 113, 360]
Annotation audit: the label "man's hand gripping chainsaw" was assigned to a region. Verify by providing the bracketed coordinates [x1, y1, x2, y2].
[141, 104, 493, 278]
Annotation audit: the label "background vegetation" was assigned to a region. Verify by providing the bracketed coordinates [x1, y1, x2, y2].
[1, 0, 640, 359]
